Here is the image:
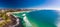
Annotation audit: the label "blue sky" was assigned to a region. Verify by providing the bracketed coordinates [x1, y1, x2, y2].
[0, 0, 60, 9]
[27, 0, 60, 9]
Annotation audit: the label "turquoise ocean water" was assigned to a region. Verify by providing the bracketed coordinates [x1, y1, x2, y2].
[12, 10, 58, 27]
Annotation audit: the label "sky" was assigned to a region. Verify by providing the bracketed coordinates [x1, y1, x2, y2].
[0, 0, 60, 9]
[30, 0, 60, 9]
